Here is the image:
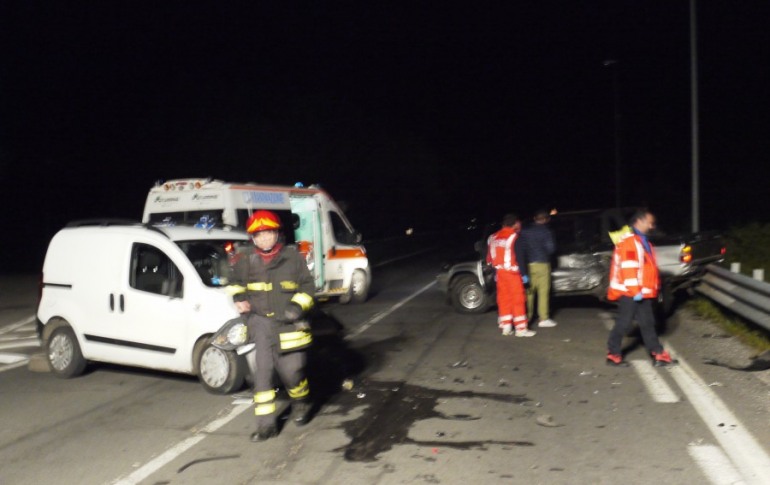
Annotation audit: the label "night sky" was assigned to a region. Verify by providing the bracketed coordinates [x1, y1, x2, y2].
[2, 2, 769, 272]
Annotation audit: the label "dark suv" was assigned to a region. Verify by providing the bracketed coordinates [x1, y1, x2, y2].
[436, 210, 627, 314]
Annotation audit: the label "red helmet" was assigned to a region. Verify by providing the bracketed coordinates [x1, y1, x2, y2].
[246, 210, 282, 234]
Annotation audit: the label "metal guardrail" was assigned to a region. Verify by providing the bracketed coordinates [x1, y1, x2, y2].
[696, 264, 770, 331]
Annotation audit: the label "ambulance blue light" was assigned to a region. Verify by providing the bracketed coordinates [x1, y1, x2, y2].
[294, 182, 305, 188]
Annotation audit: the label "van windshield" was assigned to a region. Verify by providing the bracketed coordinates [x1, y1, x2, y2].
[175, 240, 236, 287]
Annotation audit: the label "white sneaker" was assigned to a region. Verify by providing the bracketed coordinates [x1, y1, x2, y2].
[515, 329, 536, 337]
[538, 319, 557, 328]
[501, 324, 514, 336]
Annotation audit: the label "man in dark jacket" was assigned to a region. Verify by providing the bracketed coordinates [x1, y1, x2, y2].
[227, 210, 316, 442]
[521, 209, 557, 328]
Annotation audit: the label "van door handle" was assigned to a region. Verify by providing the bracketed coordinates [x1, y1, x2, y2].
[120, 294, 125, 312]
[109, 294, 114, 312]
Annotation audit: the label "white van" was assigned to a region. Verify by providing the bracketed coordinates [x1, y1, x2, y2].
[37, 221, 250, 394]
[142, 178, 370, 303]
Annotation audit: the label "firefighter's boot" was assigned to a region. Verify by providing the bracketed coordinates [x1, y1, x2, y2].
[291, 400, 312, 427]
[250, 425, 278, 442]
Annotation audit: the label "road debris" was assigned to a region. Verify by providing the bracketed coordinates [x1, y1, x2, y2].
[536, 414, 564, 427]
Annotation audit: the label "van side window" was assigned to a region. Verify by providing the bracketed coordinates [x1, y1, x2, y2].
[130, 244, 182, 297]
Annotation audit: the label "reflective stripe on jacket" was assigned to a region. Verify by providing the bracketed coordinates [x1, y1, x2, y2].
[486, 227, 526, 277]
[607, 232, 659, 301]
[226, 245, 315, 320]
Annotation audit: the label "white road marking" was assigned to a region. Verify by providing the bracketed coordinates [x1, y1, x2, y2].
[111, 284, 431, 484]
[0, 357, 29, 373]
[688, 444, 747, 485]
[0, 353, 27, 364]
[0, 315, 36, 335]
[598, 310, 770, 483]
[629, 359, 679, 403]
[599, 312, 614, 331]
[346, 280, 436, 338]
[112, 403, 252, 485]
[666, 343, 770, 485]
[0, 337, 41, 349]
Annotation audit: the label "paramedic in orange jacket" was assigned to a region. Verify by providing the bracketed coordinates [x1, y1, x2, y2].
[606, 209, 676, 367]
[486, 214, 535, 337]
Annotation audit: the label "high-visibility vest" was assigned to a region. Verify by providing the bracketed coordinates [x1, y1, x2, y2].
[607, 232, 659, 301]
[486, 227, 521, 272]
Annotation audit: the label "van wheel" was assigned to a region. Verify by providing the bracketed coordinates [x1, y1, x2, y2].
[47, 326, 87, 378]
[451, 274, 492, 314]
[340, 269, 369, 304]
[196, 340, 244, 394]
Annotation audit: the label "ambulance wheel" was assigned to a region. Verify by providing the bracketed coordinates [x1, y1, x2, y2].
[451, 274, 492, 314]
[195, 339, 244, 394]
[47, 325, 87, 378]
[340, 269, 369, 304]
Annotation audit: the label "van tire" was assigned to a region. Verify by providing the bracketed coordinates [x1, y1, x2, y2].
[451, 274, 492, 314]
[47, 326, 87, 378]
[340, 269, 369, 304]
[195, 339, 244, 395]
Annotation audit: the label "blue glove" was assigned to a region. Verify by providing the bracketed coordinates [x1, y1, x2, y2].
[633, 293, 643, 302]
[522, 275, 529, 285]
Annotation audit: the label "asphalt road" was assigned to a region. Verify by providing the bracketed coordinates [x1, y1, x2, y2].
[2, 249, 770, 484]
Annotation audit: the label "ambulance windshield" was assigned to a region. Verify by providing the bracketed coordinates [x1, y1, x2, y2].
[149, 210, 225, 228]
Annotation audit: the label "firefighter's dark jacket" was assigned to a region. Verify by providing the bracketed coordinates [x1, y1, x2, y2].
[226, 244, 315, 321]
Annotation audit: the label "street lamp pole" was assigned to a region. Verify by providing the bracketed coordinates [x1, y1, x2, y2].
[603, 59, 622, 209]
[690, 0, 700, 232]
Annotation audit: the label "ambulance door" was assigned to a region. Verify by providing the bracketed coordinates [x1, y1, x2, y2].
[289, 196, 325, 291]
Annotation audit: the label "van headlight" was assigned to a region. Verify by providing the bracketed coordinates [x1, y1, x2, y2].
[211, 318, 248, 350]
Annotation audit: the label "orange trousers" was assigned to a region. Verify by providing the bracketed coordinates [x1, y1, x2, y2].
[495, 270, 528, 329]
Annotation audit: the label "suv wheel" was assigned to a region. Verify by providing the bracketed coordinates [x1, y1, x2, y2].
[451, 274, 492, 314]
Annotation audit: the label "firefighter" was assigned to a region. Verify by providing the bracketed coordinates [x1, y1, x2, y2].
[486, 214, 536, 337]
[606, 208, 677, 367]
[226, 210, 316, 442]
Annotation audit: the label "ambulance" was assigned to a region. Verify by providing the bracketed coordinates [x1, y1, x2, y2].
[142, 178, 370, 303]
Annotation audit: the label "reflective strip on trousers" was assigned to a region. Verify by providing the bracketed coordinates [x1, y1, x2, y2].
[287, 378, 310, 399]
[279, 330, 313, 351]
[254, 389, 277, 416]
[255, 402, 277, 416]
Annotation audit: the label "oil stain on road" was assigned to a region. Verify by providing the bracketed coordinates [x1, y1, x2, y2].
[327, 379, 534, 462]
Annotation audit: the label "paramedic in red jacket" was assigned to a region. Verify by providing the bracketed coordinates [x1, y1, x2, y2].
[486, 214, 536, 337]
[606, 209, 677, 367]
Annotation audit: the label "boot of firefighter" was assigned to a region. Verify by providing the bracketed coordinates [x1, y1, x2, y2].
[291, 399, 313, 426]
